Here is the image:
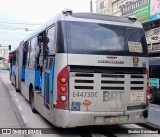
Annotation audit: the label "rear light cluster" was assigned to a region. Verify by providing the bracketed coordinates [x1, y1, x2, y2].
[145, 68, 149, 107]
[55, 66, 68, 109]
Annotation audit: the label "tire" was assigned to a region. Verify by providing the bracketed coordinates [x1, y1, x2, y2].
[30, 88, 37, 113]
[149, 90, 156, 103]
[16, 88, 19, 92]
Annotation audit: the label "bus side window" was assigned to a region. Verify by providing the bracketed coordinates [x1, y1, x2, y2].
[24, 41, 30, 67]
[46, 25, 56, 55]
[28, 37, 36, 69]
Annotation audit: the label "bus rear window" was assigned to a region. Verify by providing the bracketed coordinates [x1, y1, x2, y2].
[65, 21, 148, 56]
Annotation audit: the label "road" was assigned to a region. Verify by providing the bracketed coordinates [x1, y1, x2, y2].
[0, 70, 159, 137]
[148, 103, 160, 128]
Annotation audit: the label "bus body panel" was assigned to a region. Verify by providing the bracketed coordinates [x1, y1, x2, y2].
[68, 54, 147, 112]
[24, 68, 35, 87]
[52, 108, 147, 127]
[53, 53, 68, 104]
[21, 82, 29, 101]
[17, 44, 24, 91]
[68, 54, 148, 67]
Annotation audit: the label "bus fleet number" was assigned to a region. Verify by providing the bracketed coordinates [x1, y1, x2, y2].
[73, 92, 98, 98]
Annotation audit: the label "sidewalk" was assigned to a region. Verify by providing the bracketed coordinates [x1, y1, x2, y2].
[0, 79, 22, 128]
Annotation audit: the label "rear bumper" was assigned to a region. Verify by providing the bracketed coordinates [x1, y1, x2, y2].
[53, 108, 148, 128]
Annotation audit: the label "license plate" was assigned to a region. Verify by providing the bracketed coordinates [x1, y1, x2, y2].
[130, 92, 144, 102]
[105, 116, 119, 123]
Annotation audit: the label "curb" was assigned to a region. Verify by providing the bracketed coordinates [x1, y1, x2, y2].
[146, 122, 160, 130]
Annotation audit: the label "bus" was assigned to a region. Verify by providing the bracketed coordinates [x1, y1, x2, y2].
[148, 55, 160, 103]
[10, 9, 149, 128]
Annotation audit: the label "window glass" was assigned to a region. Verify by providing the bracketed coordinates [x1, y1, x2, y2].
[16, 50, 19, 65]
[25, 41, 30, 67]
[47, 26, 55, 54]
[28, 37, 36, 68]
[66, 21, 148, 56]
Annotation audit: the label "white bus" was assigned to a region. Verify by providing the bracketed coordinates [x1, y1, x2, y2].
[10, 9, 149, 127]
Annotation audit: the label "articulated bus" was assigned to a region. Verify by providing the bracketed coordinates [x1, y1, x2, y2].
[10, 9, 149, 127]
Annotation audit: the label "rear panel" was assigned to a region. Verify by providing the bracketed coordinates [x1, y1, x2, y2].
[68, 54, 148, 112]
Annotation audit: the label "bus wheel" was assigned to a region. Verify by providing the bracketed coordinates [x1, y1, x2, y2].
[149, 91, 156, 103]
[30, 88, 37, 113]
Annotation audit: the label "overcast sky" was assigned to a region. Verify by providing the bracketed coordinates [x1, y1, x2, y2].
[0, 0, 96, 50]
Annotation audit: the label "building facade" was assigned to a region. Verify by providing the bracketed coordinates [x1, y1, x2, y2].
[0, 47, 9, 69]
[96, 0, 160, 53]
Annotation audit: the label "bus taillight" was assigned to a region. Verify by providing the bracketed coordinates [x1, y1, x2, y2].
[59, 77, 67, 84]
[55, 66, 68, 109]
[59, 86, 67, 93]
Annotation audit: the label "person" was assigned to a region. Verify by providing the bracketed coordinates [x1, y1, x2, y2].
[34, 36, 43, 89]
[8, 53, 12, 75]
[35, 36, 43, 67]
[8, 53, 12, 63]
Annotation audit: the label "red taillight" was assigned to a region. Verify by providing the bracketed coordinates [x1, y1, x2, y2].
[146, 68, 149, 107]
[59, 86, 67, 93]
[55, 66, 68, 109]
[59, 77, 67, 84]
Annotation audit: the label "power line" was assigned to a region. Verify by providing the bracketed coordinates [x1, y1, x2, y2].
[0, 26, 34, 30]
[0, 25, 34, 28]
[0, 27, 34, 31]
[0, 21, 42, 25]
[0, 31, 29, 35]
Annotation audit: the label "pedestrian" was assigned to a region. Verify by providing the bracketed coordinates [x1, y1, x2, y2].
[8, 53, 12, 75]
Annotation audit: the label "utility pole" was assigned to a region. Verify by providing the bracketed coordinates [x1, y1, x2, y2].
[90, 0, 93, 13]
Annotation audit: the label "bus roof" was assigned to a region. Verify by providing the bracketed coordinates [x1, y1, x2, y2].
[22, 11, 143, 42]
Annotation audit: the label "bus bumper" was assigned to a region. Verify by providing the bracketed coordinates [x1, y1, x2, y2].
[53, 108, 148, 128]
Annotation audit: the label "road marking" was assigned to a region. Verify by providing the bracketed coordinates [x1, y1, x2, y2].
[22, 115, 27, 123]
[150, 103, 160, 107]
[153, 134, 160, 137]
[15, 98, 19, 102]
[129, 124, 142, 128]
[149, 108, 160, 111]
[18, 105, 22, 111]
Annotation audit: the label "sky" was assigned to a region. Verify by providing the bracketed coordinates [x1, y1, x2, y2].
[0, 0, 96, 50]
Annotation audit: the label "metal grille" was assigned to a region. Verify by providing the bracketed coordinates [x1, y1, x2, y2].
[44, 72, 49, 109]
[70, 72, 145, 92]
[49, 58, 53, 70]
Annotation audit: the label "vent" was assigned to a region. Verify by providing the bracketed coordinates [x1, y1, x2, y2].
[75, 73, 94, 77]
[131, 75, 144, 78]
[75, 86, 93, 89]
[131, 81, 144, 84]
[44, 73, 49, 109]
[102, 74, 124, 78]
[131, 87, 143, 90]
[101, 80, 124, 84]
[49, 58, 53, 70]
[75, 80, 94, 83]
[101, 87, 124, 90]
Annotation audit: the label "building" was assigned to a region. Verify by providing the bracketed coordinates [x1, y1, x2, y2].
[0, 47, 9, 69]
[96, 0, 160, 53]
